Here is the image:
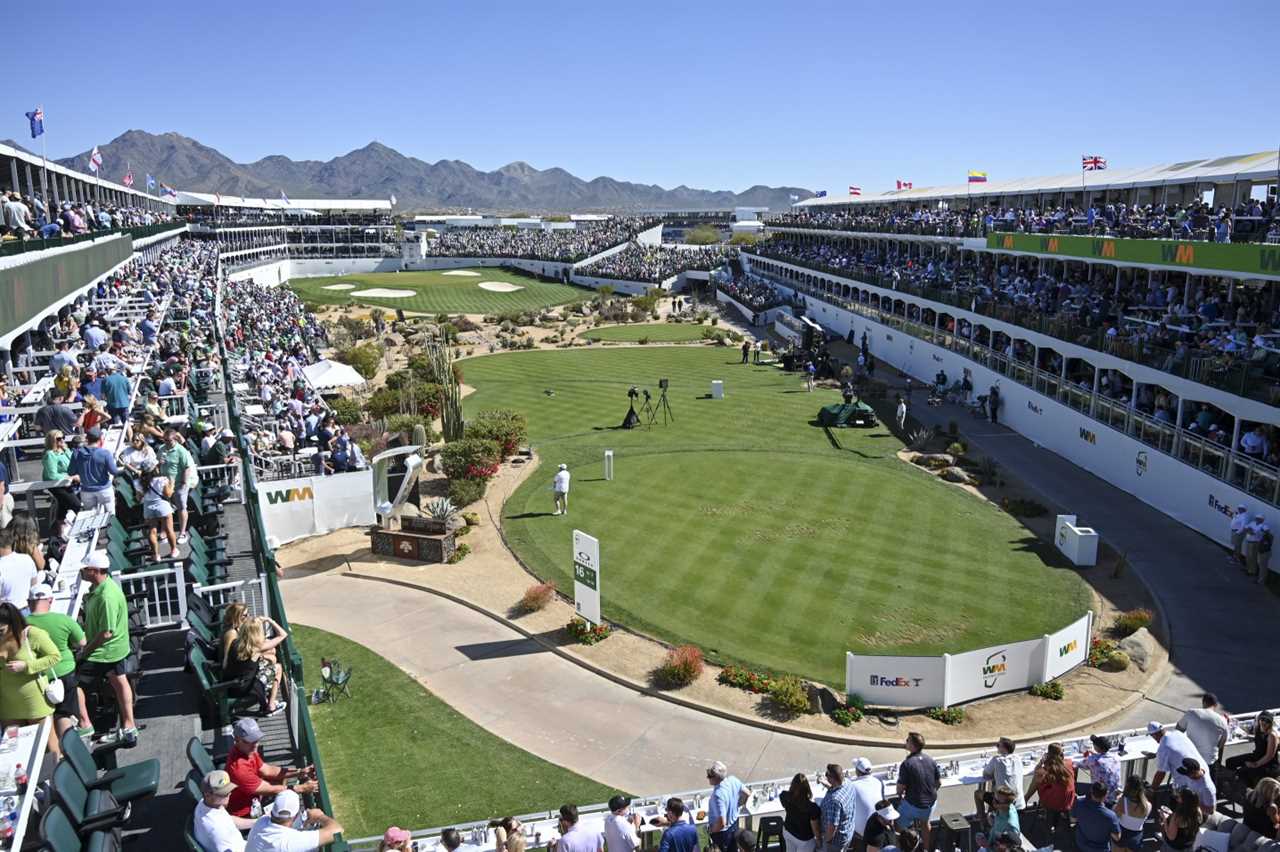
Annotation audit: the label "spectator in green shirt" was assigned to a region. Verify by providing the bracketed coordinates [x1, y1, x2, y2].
[41, 430, 82, 517]
[26, 584, 88, 741]
[161, 428, 196, 544]
[76, 550, 137, 744]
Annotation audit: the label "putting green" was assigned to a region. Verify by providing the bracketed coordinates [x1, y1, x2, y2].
[289, 267, 589, 315]
[583, 322, 712, 342]
[463, 347, 1090, 686]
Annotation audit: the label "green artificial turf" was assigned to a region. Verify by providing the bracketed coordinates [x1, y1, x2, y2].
[582, 323, 712, 343]
[294, 624, 618, 838]
[462, 347, 1091, 687]
[289, 268, 589, 315]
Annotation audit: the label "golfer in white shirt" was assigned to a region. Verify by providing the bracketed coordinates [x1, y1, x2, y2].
[553, 464, 571, 516]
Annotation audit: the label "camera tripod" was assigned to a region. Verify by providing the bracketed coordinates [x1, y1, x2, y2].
[646, 386, 675, 427]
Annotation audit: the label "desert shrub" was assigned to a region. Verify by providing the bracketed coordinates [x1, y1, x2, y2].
[337, 342, 383, 381]
[1112, 608, 1153, 637]
[462, 512, 480, 526]
[446, 543, 471, 564]
[1099, 650, 1131, 672]
[1088, 637, 1120, 668]
[686, 224, 721, 245]
[464, 410, 528, 459]
[769, 675, 812, 717]
[831, 704, 864, 726]
[386, 414, 439, 442]
[329, 396, 363, 426]
[566, 617, 611, 645]
[638, 336, 650, 345]
[517, 582, 556, 614]
[908, 426, 936, 451]
[654, 645, 704, 689]
[1004, 497, 1048, 518]
[977, 456, 1001, 481]
[447, 477, 487, 507]
[440, 438, 500, 481]
[717, 665, 777, 694]
[1029, 680, 1065, 700]
[926, 706, 966, 725]
[946, 441, 967, 458]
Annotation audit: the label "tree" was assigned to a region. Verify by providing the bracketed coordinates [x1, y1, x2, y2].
[729, 231, 761, 245]
[686, 224, 721, 245]
[338, 343, 383, 381]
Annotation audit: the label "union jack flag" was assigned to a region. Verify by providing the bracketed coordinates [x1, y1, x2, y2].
[1082, 155, 1107, 171]
[848, 185, 862, 196]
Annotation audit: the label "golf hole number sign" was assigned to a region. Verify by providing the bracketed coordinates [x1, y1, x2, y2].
[572, 529, 601, 626]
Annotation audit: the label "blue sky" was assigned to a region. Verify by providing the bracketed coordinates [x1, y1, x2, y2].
[7, 1, 1278, 195]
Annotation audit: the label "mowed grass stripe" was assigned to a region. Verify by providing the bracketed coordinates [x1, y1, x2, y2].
[289, 267, 590, 315]
[464, 347, 1089, 684]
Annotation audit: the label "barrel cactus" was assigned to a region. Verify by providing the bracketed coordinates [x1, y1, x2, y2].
[412, 422, 428, 448]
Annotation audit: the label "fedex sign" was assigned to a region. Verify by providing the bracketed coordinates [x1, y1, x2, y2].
[869, 675, 924, 688]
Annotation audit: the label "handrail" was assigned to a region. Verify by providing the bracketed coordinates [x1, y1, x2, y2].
[0, 221, 185, 258]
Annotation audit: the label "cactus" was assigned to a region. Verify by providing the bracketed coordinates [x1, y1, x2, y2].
[425, 341, 464, 441]
[425, 497, 457, 520]
[412, 423, 428, 448]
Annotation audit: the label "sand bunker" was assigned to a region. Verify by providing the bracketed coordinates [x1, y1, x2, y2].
[350, 288, 415, 298]
[478, 281, 525, 293]
[321, 284, 356, 290]
[441, 270, 481, 277]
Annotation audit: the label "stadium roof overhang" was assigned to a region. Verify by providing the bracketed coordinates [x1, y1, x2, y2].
[798, 150, 1280, 208]
[175, 191, 392, 212]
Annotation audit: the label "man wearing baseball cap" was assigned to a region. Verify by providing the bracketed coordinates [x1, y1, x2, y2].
[1149, 721, 1206, 790]
[76, 550, 137, 744]
[245, 788, 344, 852]
[204, 428, 241, 467]
[26, 583, 87, 742]
[195, 769, 254, 852]
[604, 795, 641, 852]
[226, 717, 318, 821]
[849, 757, 886, 852]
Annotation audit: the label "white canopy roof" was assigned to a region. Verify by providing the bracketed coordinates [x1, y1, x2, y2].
[175, 191, 391, 211]
[799, 150, 1280, 208]
[302, 359, 366, 389]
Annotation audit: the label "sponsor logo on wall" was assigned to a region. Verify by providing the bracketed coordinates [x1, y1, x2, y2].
[1079, 427, 1097, 444]
[1208, 494, 1234, 518]
[932, 354, 943, 363]
[1027, 401, 1043, 415]
[1058, 639, 1079, 657]
[885, 333, 894, 342]
[1136, 451, 1148, 477]
[982, 649, 1008, 689]
[265, 486, 314, 505]
[869, 675, 924, 688]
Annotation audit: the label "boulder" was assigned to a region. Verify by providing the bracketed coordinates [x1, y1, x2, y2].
[940, 466, 975, 485]
[806, 682, 841, 715]
[1118, 627, 1157, 671]
[913, 453, 955, 468]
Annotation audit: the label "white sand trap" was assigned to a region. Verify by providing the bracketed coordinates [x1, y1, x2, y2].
[350, 288, 416, 298]
[441, 270, 481, 277]
[321, 284, 356, 290]
[478, 281, 525, 293]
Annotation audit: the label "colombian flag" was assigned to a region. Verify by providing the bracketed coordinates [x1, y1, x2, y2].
[967, 170, 988, 183]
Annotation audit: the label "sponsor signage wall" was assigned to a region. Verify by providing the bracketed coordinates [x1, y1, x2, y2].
[987, 233, 1280, 279]
[572, 529, 602, 625]
[845, 612, 1093, 708]
[258, 470, 376, 547]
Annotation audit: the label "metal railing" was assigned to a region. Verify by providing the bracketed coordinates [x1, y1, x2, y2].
[194, 577, 269, 618]
[114, 565, 188, 629]
[0, 220, 185, 257]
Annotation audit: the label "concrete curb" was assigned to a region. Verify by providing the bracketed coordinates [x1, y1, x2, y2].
[340, 569, 1173, 749]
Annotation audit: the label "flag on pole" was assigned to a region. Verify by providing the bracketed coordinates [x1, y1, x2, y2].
[896, 180, 913, 190]
[967, 170, 987, 183]
[88, 146, 103, 174]
[389, 193, 397, 206]
[814, 190, 827, 198]
[24, 107, 44, 139]
[146, 174, 156, 191]
[848, 185, 862, 196]
[280, 189, 290, 205]
[1081, 155, 1107, 171]
[122, 163, 134, 187]
[160, 183, 177, 198]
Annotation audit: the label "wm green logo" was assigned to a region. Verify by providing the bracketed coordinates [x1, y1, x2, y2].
[266, 486, 314, 505]
[1059, 639, 1078, 657]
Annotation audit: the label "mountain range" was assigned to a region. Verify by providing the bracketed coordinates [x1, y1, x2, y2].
[48, 130, 812, 213]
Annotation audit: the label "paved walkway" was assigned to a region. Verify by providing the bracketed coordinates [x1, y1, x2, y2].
[901, 393, 1280, 724]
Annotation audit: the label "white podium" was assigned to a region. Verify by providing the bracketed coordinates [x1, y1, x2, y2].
[1055, 514, 1099, 567]
[711, 380, 724, 399]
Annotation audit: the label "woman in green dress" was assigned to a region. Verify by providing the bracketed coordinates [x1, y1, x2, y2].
[0, 603, 62, 759]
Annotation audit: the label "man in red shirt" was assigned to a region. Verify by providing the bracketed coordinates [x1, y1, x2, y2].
[225, 718, 316, 818]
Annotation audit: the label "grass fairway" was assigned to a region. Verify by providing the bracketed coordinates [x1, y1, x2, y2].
[463, 347, 1090, 686]
[289, 267, 589, 315]
[294, 625, 617, 837]
[583, 323, 710, 343]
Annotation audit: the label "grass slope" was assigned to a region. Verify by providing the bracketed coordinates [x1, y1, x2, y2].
[290, 268, 589, 315]
[462, 347, 1090, 686]
[295, 624, 617, 838]
[583, 323, 710, 342]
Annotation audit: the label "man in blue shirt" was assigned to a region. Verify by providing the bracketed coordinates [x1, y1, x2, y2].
[1072, 782, 1121, 852]
[819, 763, 858, 852]
[102, 365, 132, 425]
[49, 341, 76, 375]
[140, 312, 158, 345]
[82, 321, 108, 350]
[658, 799, 699, 852]
[69, 427, 119, 513]
[79, 367, 105, 402]
[707, 761, 746, 852]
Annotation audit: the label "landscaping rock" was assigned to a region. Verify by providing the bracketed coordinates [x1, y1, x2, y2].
[1118, 627, 1156, 671]
[940, 466, 975, 485]
[806, 682, 840, 715]
[913, 453, 955, 468]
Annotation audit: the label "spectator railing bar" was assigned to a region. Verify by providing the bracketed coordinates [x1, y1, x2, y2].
[193, 576, 269, 620]
[0, 220, 186, 258]
[113, 564, 188, 630]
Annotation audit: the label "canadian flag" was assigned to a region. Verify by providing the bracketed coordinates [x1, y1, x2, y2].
[896, 180, 913, 190]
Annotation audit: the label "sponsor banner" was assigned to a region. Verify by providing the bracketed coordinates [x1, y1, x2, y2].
[946, 635, 1042, 706]
[845, 653, 946, 708]
[1045, 611, 1093, 680]
[572, 529, 601, 625]
[258, 470, 375, 547]
[987, 233, 1280, 278]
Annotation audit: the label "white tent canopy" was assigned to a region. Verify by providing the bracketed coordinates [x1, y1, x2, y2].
[302, 359, 366, 389]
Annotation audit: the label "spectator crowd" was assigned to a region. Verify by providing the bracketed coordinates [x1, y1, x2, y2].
[427, 217, 659, 262]
[2, 189, 173, 243]
[580, 243, 736, 283]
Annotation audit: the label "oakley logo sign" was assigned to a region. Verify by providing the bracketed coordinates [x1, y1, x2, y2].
[265, 486, 314, 505]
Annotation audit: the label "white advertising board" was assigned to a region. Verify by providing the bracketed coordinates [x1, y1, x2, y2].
[1045, 611, 1093, 680]
[258, 470, 375, 548]
[845, 653, 946, 708]
[945, 636, 1043, 706]
[572, 529, 601, 626]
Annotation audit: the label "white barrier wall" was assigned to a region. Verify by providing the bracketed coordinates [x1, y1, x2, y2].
[289, 258, 401, 278]
[846, 612, 1092, 708]
[408, 256, 575, 280]
[257, 470, 376, 547]
[228, 259, 291, 285]
[569, 273, 654, 295]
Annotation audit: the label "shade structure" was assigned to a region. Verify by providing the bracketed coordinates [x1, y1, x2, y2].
[302, 359, 366, 389]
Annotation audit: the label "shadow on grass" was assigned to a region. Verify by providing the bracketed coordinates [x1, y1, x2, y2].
[506, 511, 557, 520]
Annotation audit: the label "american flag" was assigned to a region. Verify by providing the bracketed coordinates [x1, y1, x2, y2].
[122, 163, 134, 187]
[848, 185, 862, 196]
[160, 183, 177, 198]
[896, 180, 913, 190]
[1082, 155, 1107, 171]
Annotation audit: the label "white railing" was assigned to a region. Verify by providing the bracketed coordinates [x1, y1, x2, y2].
[114, 565, 188, 629]
[198, 462, 244, 503]
[194, 577, 269, 619]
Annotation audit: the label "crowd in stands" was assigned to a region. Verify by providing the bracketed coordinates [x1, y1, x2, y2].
[580, 242, 736, 282]
[717, 275, 790, 312]
[427, 217, 658, 262]
[2, 190, 172, 243]
[219, 280, 366, 475]
[767, 197, 1280, 242]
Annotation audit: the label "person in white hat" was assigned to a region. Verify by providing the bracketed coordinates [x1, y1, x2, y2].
[26, 583, 88, 743]
[245, 788, 344, 852]
[195, 769, 255, 852]
[76, 549, 137, 745]
[1149, 721, 1206, 789]
[849, 757, 886, 850]
[552, 463, 571, 516]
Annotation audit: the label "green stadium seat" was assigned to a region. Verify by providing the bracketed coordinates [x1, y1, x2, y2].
[60, 728, 159, 806]
[50, 761, 129, 835]
[186, 736, 215, 777]
[38, 802, 119, 852]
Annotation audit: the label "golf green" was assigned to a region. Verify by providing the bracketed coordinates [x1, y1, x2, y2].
[583, 322, 710, 343]
[463, 347, 1090, 687]
[289, 267, 590, 315]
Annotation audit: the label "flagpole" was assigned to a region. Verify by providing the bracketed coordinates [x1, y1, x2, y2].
[37, 109, 49, 213]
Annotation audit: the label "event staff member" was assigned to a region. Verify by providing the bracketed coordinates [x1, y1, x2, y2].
[553, 464, 571, 516]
